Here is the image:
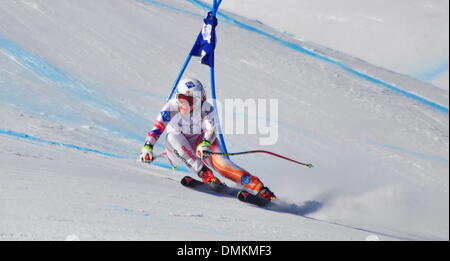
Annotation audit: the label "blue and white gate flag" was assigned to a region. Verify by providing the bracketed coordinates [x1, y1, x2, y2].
[190, 11, 218, 67]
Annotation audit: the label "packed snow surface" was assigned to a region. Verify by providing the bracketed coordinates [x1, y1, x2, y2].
[219, 0, 449, 90]
[0, 0, 448, 240]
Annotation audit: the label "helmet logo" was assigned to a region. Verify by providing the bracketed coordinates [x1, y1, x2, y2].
[185, 81, 196, 89]
[241, 174, 251, 185]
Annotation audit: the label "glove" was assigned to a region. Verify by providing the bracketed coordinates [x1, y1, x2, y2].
[140, 144, 154, 163]
[196, 140, 212, 159]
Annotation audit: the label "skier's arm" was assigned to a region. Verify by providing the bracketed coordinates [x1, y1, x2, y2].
[202, 117, 216, 144]
[196, 103, 217, 159]
[145, 101, 177, 147]
[140, 101, 177, 162]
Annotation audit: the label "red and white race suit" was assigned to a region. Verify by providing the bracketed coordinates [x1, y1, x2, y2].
[145, 99, 265, 193]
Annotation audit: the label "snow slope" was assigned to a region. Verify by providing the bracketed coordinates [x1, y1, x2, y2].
[218, 0, 449, 91]
[0, 0, 448, 240]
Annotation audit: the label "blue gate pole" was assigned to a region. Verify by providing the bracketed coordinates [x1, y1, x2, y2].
[210, 0, 228, 153]
[213, 0, 222, 15]
[167, 0, 222, 101]
[167, 55, 192, 101]
[167, 0, 223, 102]
[210, 63, 228, 154]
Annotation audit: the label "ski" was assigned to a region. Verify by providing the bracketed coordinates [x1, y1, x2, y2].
[180, 175, 203, 187]
[237, 190, 272, 207]
[180, 176, 233, 195]
[181, 176, 274, 207]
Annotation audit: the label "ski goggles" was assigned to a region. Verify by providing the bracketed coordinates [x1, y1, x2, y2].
[176, 94, 196, 107]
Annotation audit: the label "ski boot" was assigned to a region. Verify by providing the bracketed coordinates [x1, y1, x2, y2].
[198, 166, 222, 185]
[257, 186, 276, 201]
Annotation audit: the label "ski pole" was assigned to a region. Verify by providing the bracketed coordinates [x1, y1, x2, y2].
[203, 150, 314, 168]
[140, 152, 178, 171]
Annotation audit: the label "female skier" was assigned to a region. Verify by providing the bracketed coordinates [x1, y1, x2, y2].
[139, 77, 276, 201]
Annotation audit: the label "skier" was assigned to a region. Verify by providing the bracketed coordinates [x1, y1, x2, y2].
[139, 77, 276, 201]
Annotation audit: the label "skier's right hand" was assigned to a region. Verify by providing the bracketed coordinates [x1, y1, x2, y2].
[140, 144, 154, 163]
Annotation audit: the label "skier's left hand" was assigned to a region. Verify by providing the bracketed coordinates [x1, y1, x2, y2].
[196, 140, 212, 159]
